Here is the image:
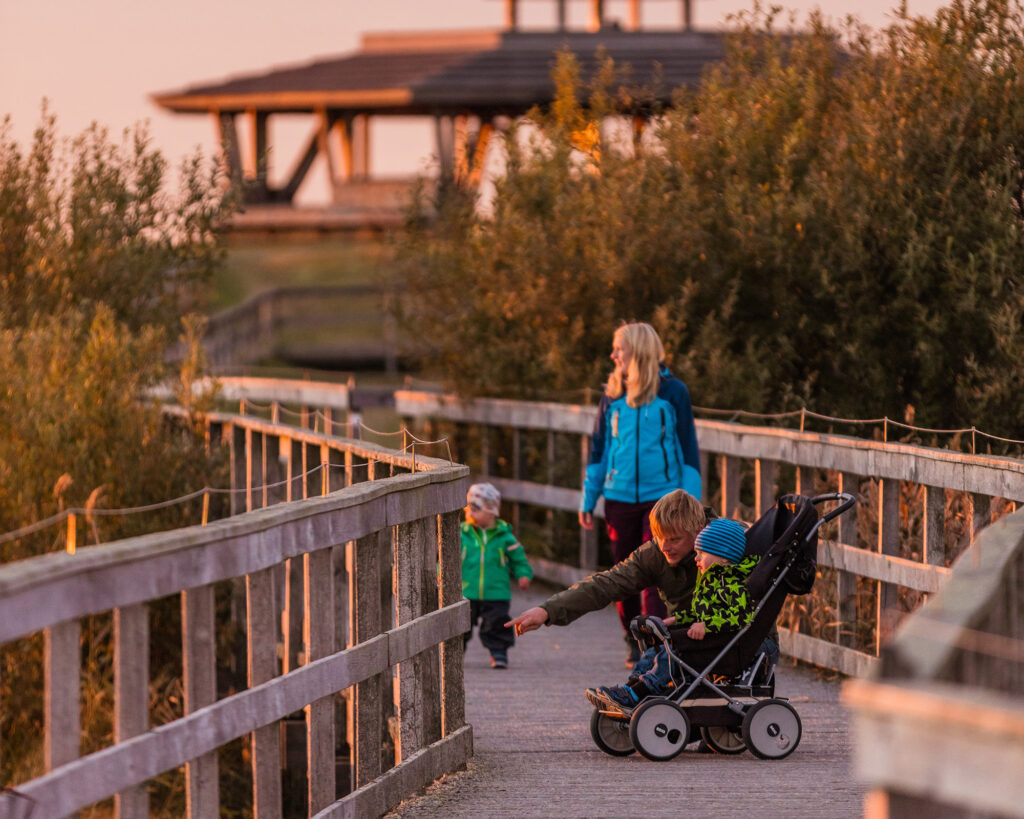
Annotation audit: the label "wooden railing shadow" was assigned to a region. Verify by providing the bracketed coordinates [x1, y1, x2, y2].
[0, 409, 470, 819]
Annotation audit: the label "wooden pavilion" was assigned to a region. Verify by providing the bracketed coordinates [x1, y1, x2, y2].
[152, 0, 725, 228]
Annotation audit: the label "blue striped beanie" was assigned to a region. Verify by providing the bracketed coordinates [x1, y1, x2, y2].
[695, 518, 747, 564]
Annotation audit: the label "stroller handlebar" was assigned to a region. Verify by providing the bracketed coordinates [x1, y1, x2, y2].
[810, 492, 857, 524]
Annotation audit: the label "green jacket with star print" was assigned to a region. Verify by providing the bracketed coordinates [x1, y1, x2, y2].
[461, 519, 533, 601]
[673, 554, 760, 634]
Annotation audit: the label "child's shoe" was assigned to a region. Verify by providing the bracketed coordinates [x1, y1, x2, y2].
[597, 684, 640, 708]
[490, 652, 508, 669]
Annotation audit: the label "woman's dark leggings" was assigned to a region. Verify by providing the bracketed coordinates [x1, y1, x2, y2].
[603, 499, 668, 631]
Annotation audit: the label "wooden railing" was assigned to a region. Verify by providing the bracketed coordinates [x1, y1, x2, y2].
[0, 410, 470, 818]
[394, 390, 1024, 677]
[843, 508, 1024, 816]
[165, 286, 399, 371]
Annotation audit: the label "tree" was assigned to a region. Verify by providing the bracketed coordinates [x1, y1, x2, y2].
[396, 0, 1024, 444]
[0, 108, 234, 555]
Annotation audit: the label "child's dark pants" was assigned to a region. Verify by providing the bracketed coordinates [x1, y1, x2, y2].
[464, 599, 514, 654]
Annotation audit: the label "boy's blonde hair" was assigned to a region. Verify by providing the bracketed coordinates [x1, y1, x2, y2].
[649, 490, 705, 542]
[606, 322, 665, 408]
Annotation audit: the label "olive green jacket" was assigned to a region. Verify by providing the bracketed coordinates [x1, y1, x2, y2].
[539, 540, 699, 626]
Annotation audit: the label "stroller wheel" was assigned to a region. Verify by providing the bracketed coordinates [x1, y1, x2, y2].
[701, 725, 747, 755]
[629, 699, 691, 762]
[741, 698, 802, 760]
[590, 708, 636, 756]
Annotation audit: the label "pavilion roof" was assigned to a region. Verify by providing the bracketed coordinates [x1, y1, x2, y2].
[152, 28, 727, 116]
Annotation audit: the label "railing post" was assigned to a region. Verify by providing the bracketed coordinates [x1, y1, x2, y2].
[394, 519, 428, 761]
[438, 511, 467, 736]
[352, 532, 385, 787]
[247, 568, 282, 818]
[304, 547, 336, 812]
[44, 619, 80, 771]
[719, 455, 740, 519]
[114, 603, 150, 819]
[837, 472, 859, 648]
[579, 435, 597, 570]
[755, 458, 777, 519]
[182, 585, 219, 818]
[877, 478, 901, 650]
[923, 484, 945, 567]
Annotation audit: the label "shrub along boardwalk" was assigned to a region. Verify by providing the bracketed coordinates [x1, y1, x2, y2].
[388, 583, 864, 818]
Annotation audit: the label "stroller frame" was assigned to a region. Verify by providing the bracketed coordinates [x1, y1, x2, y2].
[590, 491, 855, 762]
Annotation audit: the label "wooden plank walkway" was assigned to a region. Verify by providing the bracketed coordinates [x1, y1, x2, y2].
[388, 583, 865, 818]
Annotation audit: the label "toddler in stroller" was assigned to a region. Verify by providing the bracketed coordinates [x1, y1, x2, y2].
[588, 491, 855, 761]
[587, 517, 770, 710]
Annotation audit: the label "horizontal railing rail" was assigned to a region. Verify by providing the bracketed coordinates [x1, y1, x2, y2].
[0, 410, 470, 819]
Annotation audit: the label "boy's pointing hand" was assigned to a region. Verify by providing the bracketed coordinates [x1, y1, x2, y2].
[506, 606, 548, 636]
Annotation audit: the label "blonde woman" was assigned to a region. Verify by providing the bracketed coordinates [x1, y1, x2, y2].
[579, 322, 702, 667]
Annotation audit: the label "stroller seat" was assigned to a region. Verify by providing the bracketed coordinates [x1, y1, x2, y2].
[589, 491, 855, 762]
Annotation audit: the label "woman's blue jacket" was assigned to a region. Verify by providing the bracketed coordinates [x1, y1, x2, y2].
[581, 367, 702, 513]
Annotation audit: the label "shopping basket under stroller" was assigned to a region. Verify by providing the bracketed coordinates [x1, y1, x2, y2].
[589, 491, 855, 761]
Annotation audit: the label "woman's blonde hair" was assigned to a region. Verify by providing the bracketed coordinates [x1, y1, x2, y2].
[605, 322, 665, 408]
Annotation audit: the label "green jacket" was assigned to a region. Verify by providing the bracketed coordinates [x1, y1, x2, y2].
[461, 519, 533, 601]
[540, 540, 699, 626]
[674, 555, 759, 634]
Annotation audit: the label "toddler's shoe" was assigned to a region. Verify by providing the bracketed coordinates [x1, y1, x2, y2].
[597, 684, 640, 708]
[490, 652, 508, 669]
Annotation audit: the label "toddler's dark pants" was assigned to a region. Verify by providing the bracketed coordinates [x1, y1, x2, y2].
[464, 598, 514, 655]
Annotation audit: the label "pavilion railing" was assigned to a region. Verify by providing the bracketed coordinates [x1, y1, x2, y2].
[0, 409, 470, 819]
[394, 390, 1024, 677]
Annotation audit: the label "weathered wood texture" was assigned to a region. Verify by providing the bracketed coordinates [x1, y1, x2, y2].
[394, 390, 1023, 676]
[387, 585, 863, 818]
[0, 411, 470, 819]
[844, 507, 1024, 817]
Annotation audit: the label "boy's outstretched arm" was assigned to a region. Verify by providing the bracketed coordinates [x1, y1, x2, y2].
[506, 606, 548, 635]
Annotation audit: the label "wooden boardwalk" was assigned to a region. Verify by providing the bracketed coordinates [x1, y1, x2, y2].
[389, 584, 865, 818]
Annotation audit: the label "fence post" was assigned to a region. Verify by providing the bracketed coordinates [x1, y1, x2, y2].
[44, 620, 80, 771]
[923, 485, 946, 567]
[877, 478, 901, 650]
[837, 472, 860, 648]
[394, 519, 427, 761]
[755, 459, 777, 519]
[719, 455, 740, 519]
[247, 568, 282, 818]
[579, 435, 597, 570]
[305, 547, 336, 812]
[182, 585, 219, 818]
[114, 603, 150, 818]
[352, 532, 385, 787]
[438, 511, 467, 736]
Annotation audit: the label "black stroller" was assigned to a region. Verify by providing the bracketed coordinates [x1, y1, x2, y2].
[589, 492, 855, 761]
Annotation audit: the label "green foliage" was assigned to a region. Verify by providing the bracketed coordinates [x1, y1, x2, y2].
[397, 0, 1024, 441]
[0, 110, 233, 795]
[0, 108, 233, 558]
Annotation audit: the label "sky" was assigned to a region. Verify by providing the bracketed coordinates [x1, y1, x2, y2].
[1, 0, 952, 203]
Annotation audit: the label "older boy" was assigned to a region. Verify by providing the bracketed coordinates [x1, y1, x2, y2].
[587, 517, 762, 708]
[506, 489, 706, 643]
[462, 482, 532, 669]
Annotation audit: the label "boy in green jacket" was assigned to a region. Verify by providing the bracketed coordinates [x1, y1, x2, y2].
[462, 482, 533, 669]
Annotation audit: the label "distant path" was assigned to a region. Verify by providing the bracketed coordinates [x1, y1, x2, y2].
[388, 583, 865, 818]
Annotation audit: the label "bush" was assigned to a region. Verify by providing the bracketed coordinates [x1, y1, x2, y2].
[397, 0, 1024, 443]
